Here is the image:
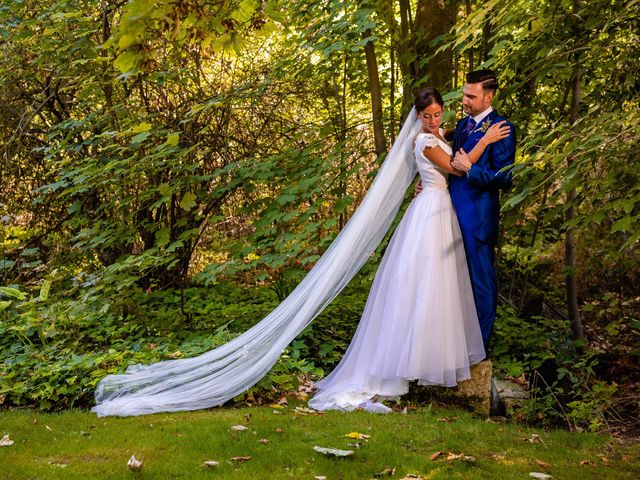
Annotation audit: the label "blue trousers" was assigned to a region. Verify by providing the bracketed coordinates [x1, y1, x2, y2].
[459, 227, 497, 349]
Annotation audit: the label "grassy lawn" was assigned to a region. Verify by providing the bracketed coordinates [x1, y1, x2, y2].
[1, 404, 638, 479]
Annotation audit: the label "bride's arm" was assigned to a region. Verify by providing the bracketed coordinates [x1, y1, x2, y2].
[422, 144, 463, 176]
[465, 121, 511, 164]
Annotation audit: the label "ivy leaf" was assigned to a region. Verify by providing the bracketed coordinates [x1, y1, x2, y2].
[165, 132, 180, 146]
[179, 192, 197, 211]
[131, 122, 153, 133]
[155, 227, 170, 247]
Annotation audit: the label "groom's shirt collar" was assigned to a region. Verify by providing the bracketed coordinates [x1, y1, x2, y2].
[471, 106, 494, 124]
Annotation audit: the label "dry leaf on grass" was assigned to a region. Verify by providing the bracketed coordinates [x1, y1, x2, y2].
[127, 455, 143, 472]
[275, 428, 285, 433]
[230, 425, 248, 432]
[535, 459, 551, 468]
[343, 432, 371, 440]
[269, 404, 286, 409]
[580, 460, 591, 465]
[431, 451, 445, 460]
[437, 416, 459, 423]
[313, 446, 354, 457]
[314, 476, 327, 480]
[373, 466, 396, 477]
[430, 451, 474, 462]
[0, 434, 14, 447]
[524, 434, 546, 445]
[230, 456, 252, 462]
[258, 438, 269, 444]
[294, 406, 321, 415]
[202, 460, 220, 468]
[399, 476, 423, 480]
[529, 473, 552, 479]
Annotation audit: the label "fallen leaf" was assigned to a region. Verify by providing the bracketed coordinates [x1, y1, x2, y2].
[579, 460, 590, 465]
[275, 428, 285, 433]
[373, 466, 396, 477]
[276, 396, 288, 405]
[230, 425, 248, 432]
[203, 460, 219, 468]
[525, 434, 546, 445]
[431, 451, 445, 460]
[48, 462, 68, 468]
[401, 407, 408, 415]
[343, 432, 371, 440]
[258, 438, 269, 444]
[294, 406, 320, 415]
[127, 455, 143, 472]
[446, 452, 475, 462]
[32, 418, 38, 424]
[0, 434, 14, 447]
[0, 394, 5, 405]
[529, 473, 552, 479]
[167, 351, 182, 359]
[269, 404, 286, 409]
[347, 442, 361, 448]
[535, 459, 551, 468]
[230, 456, 252, 462]
[245, 413, 251, 426]
[297, 391, 309, 400]
[45, 425, 52, 432]
[314, 476, 327, 480]
[399, 476, 423, 480]
[437, 416, 459, 423]
[313, 446, 354, 457]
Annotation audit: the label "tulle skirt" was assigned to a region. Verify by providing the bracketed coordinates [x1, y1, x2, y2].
[308, 187, 485, 411]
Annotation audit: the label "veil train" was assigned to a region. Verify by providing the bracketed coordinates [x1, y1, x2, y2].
[92, 110, 422, 417]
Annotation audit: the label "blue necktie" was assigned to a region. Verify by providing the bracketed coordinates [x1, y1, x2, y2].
[460, 117, 476, 147]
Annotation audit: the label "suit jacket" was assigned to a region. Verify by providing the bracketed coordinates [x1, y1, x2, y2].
[449, 110, 516, 245]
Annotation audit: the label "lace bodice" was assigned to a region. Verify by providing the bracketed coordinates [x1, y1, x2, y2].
[413, 131, 451, 190]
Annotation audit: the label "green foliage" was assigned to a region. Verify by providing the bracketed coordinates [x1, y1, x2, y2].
[492, 305, 618, 432]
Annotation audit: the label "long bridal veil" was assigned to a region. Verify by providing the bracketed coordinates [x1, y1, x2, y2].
[92, 110, 422, 417]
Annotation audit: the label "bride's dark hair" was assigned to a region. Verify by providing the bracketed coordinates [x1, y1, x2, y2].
[414, 87, 444, 112]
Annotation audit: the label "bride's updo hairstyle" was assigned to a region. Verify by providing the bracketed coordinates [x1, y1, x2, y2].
[414, 87, 444, 112]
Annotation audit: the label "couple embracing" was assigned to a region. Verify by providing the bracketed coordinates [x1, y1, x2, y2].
[92, 69, 515, 417]
[309, 69, 516, 413]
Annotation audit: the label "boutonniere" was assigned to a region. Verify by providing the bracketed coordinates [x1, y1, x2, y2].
[473, 118, 492, 134]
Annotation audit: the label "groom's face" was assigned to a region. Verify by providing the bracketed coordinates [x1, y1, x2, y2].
[462, 82, 493, 117]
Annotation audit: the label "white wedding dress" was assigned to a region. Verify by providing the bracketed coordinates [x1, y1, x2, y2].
[91, 111, 483, 418]
[308, 132, 486, 412]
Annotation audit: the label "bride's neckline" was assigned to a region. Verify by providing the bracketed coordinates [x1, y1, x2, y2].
[420, 129, 447, 144]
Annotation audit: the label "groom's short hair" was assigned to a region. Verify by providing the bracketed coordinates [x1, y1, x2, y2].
[466, 69, 499, 93]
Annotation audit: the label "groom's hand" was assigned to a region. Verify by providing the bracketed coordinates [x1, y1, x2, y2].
[451, 149, 472, 172]
[414, 179, 423, 197]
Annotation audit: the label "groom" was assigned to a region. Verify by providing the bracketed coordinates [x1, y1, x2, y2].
[449, 69, 516, 351]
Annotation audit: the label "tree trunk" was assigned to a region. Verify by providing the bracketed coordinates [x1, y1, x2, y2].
[412, 0, 457, 91]
[566, 64, 586, 347]
[465, 0, 474, 71]
[398, 0, 414, 114]
[362, 29, 387, 156]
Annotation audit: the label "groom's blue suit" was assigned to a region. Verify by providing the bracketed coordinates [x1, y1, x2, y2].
[449, 110, 516, 348]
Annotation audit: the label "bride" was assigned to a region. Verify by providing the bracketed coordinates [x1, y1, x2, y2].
[92, 88, 509, 417]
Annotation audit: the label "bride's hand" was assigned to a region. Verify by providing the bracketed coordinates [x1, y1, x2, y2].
[482, 120, 510, 145]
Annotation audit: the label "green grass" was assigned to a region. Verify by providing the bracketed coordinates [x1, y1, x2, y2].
[1, 405, 638, 479]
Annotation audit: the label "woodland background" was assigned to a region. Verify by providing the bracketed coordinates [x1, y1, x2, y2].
[0, 0, 639, 434]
